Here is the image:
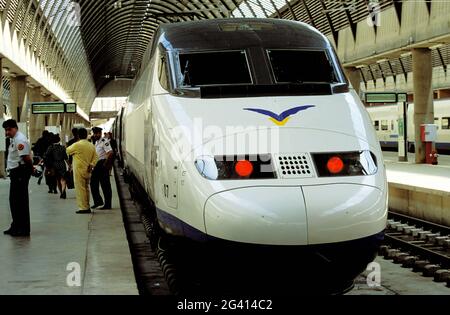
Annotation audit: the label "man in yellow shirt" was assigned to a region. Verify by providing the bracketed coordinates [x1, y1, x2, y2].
[66, 128, 98, 214]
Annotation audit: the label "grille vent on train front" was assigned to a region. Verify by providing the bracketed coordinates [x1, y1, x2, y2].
[275, 153, 315, 179]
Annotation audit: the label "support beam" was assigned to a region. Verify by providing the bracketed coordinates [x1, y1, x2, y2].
[9, 76, 28, 122]
[63, 114, 73, 145]
[60, 114, 67, 145]
[49, 114, 57, 126]
[412, 48, 434, 164]
[28, 87, 45, 145]
[344, 67, 362, 98]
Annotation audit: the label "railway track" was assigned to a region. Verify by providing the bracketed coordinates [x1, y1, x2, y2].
[382, 211, 450, 286]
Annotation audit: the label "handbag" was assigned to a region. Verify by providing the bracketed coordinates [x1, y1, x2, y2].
[45, 167, 56, 177]
[65, 170, 75, 189]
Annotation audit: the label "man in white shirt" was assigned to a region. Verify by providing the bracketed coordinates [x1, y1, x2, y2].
[2, 119, 34, 237]
[90, 127, 113, 210]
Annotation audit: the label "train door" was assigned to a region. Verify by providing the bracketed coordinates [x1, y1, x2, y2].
[146, 49, 179, 211]
[144, 53, 159, 199]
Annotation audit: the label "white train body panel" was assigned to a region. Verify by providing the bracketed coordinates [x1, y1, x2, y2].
[118, 19, 387, 249]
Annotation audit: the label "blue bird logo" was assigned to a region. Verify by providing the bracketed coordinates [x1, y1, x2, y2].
[243, 105, 315, 126]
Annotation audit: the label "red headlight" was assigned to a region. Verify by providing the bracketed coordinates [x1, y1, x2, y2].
[326, 156, 344, 174]
[235, 160, 254, 177]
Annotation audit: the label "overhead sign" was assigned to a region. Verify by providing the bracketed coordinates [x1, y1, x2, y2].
[32, 102, 78, 114]
[65, 103, 77, 113]
[32, 102, 66, 114]
[365, 93, 399, 103]
[397, 93, 407, 103]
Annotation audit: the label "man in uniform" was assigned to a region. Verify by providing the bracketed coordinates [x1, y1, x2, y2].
[2, 119, 34, 237]
[90, 127, 113, 210]
[66, 128, 97, 214]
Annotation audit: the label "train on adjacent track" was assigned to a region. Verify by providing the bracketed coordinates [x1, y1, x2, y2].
[366, 100, 450, 153]
[112, 18, 387, 293]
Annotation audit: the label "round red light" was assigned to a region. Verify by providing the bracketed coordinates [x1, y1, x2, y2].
[235, 160, 254, 177]
[327, 156, 344, 174]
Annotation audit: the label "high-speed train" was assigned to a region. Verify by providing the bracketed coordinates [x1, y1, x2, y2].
[366, 99, 450, 152]
[113, 18, 387, 291]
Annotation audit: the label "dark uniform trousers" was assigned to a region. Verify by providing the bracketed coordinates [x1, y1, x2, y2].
[90, 159, 112, 207]
[9, 165, 32, 233]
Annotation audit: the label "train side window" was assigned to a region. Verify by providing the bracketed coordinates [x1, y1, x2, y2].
[158, 54, 170, 91]
[374, 121, 379, 131]
[391, 120, 394, 131]
[381, 120, 388, 131]
[434, 117, 440, 130]
[442, 117, 450, 130]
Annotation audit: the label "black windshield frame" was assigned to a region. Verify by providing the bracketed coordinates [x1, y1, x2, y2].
[167, 47, 348, 98]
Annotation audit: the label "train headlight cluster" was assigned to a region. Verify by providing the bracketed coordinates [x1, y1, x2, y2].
[194, 154, 276, 180]
[312, 151, 378, 177]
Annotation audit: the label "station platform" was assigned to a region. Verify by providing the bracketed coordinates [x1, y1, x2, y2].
[0, 173, 138, 295]
[383, 152, 450, 226]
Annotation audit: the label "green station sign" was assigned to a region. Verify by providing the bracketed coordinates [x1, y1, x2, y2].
[32, 102, 66, 114]
[365, 92, 408, 104]
[65, 103, 77, 113]
[32, 102, 78, 114]
[397, 93, 407, 103]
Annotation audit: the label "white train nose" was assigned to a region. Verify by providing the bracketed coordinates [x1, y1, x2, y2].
[204, 184, 387, 246]
[303, 184, 387, 244]
[204, 186, 308, 245]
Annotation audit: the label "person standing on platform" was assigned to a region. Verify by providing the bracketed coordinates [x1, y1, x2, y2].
[44, 134, 69, 199]
[66, 127, 79, 190]
[67, 128, 79, 147]
[32, 130, 51, 185]
[66, 128, 97, 214]
[106, 132, 118, 154]
[2, 119, 34, 237]
[32, 130, 51, 159]
[43, 132, 58, 194]
[90, 127, 113, 210]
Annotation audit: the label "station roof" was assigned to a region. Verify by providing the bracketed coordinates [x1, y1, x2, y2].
[78, 0, 396, 92]
[78, 0, 245, 91]
[78, 0, 448, 92]
[2, 0, 448, 114]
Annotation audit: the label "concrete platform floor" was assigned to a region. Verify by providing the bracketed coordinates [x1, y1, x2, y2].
[0, 174, 138, 295]
[347, 256, 450, 295]
[383, 152, 450, 193]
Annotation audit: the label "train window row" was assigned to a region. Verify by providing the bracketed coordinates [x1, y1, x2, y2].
[374, 120, 393, 131]
[374, 117, 450, 131]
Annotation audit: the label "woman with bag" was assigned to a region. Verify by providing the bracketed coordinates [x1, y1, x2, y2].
[44, 134, 69, 199]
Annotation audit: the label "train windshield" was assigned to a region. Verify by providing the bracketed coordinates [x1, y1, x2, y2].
[178, 51, 252, 87]
[267, 50, 339, 84]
